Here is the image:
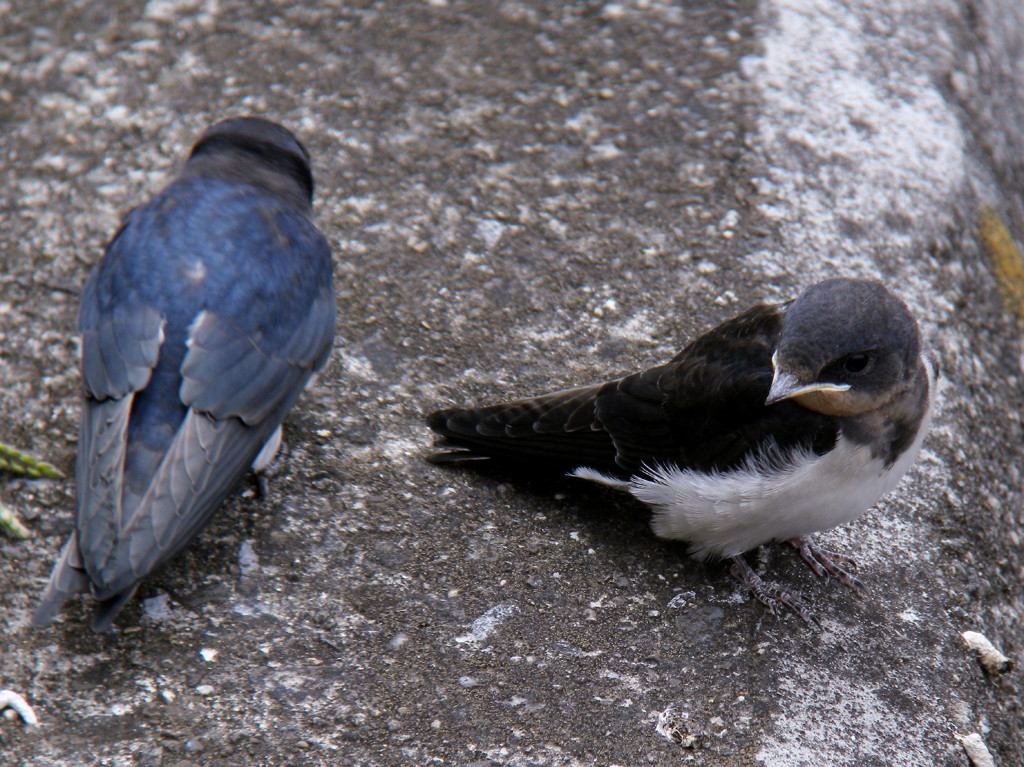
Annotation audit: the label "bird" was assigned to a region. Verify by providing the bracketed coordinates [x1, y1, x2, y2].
[427, 278, 935, 622]
[33, 117, 336, 631]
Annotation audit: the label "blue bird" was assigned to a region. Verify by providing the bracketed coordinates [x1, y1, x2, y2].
[33, 117, 335, 631]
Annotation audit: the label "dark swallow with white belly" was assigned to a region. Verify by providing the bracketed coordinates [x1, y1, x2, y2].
[33, 117, 335, 631]
[427, 278, 934, 623]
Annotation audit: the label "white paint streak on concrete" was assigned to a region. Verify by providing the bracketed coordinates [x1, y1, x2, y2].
[481, 743, 598, 767]
[755, 670, 940, 767]
[745, 2, 970, 765]
[743, 0, 966, 286]
[454, 602, 521, 645]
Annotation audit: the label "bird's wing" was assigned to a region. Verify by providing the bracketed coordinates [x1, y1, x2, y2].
[596, 302, 782, 471]
[87, 298, 334, 606]
[599, 301, 839, 472]
[426, 360, 708, 474]
[428, 381, 621, 469]
[33, 236, 166, 626]
[428, 301, 837, 475]
[74, 282, 167, 541]
[179, 291, 335, 424]
[32, 534, 90, 628]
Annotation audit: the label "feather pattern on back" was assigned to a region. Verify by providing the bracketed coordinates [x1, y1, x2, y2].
[34, 118, 334, 631]
[429, 302, 839, 476]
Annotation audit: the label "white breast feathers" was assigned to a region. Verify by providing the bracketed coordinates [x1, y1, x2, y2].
[572, 428, 927, 561]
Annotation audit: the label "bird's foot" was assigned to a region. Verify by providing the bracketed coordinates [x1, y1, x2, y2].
[729, 555, 818, 625]
[787, 536, 866, 594]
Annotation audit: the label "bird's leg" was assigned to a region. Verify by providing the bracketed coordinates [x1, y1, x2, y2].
[252, 426, 284, 499]
[729, 555, 818, 625]
[256, 473, 271, 500]
[786, 536, 866, 593]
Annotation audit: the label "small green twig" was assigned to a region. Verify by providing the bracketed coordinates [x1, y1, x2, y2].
[0, 443, 64, 480]
[0, 501, 31, 540]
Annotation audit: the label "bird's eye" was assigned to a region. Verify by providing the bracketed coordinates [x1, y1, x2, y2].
[843, 353, 870, 374]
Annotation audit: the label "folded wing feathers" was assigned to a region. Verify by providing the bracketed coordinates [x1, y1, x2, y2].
[82, 307, 164, 399]
[62, 295, 330, 607]
[428, 381, 624, 468]
[181, 305, 328, 425]
[114, 412, 261, 591]
[283, 293, 335, 366]
[31, 534, 90, 627]
[76, 397, 132, 576]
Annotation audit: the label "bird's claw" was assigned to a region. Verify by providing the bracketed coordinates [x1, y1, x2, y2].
[729, 555, 819, 626]
[787, 536, 866, 594]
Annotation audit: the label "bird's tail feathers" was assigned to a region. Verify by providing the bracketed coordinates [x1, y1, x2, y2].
[430, 382, 605, 437]
[31, 534, 89, 628]
[90, 587, 139, 633]
[426, 381, 623, 468]
[425, 442, 494, 464]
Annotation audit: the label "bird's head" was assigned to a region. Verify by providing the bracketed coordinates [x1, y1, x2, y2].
[186, 116, 314, 207]
[766, 278, 921, 417]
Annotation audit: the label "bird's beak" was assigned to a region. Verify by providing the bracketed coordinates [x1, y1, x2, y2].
[766, 352, 850, 406]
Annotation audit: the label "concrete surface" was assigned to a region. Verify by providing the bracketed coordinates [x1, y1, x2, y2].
[1, 0, 1021, 765]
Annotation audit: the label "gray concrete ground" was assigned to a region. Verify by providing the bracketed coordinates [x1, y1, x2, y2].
[1, 1, 1022, 765]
